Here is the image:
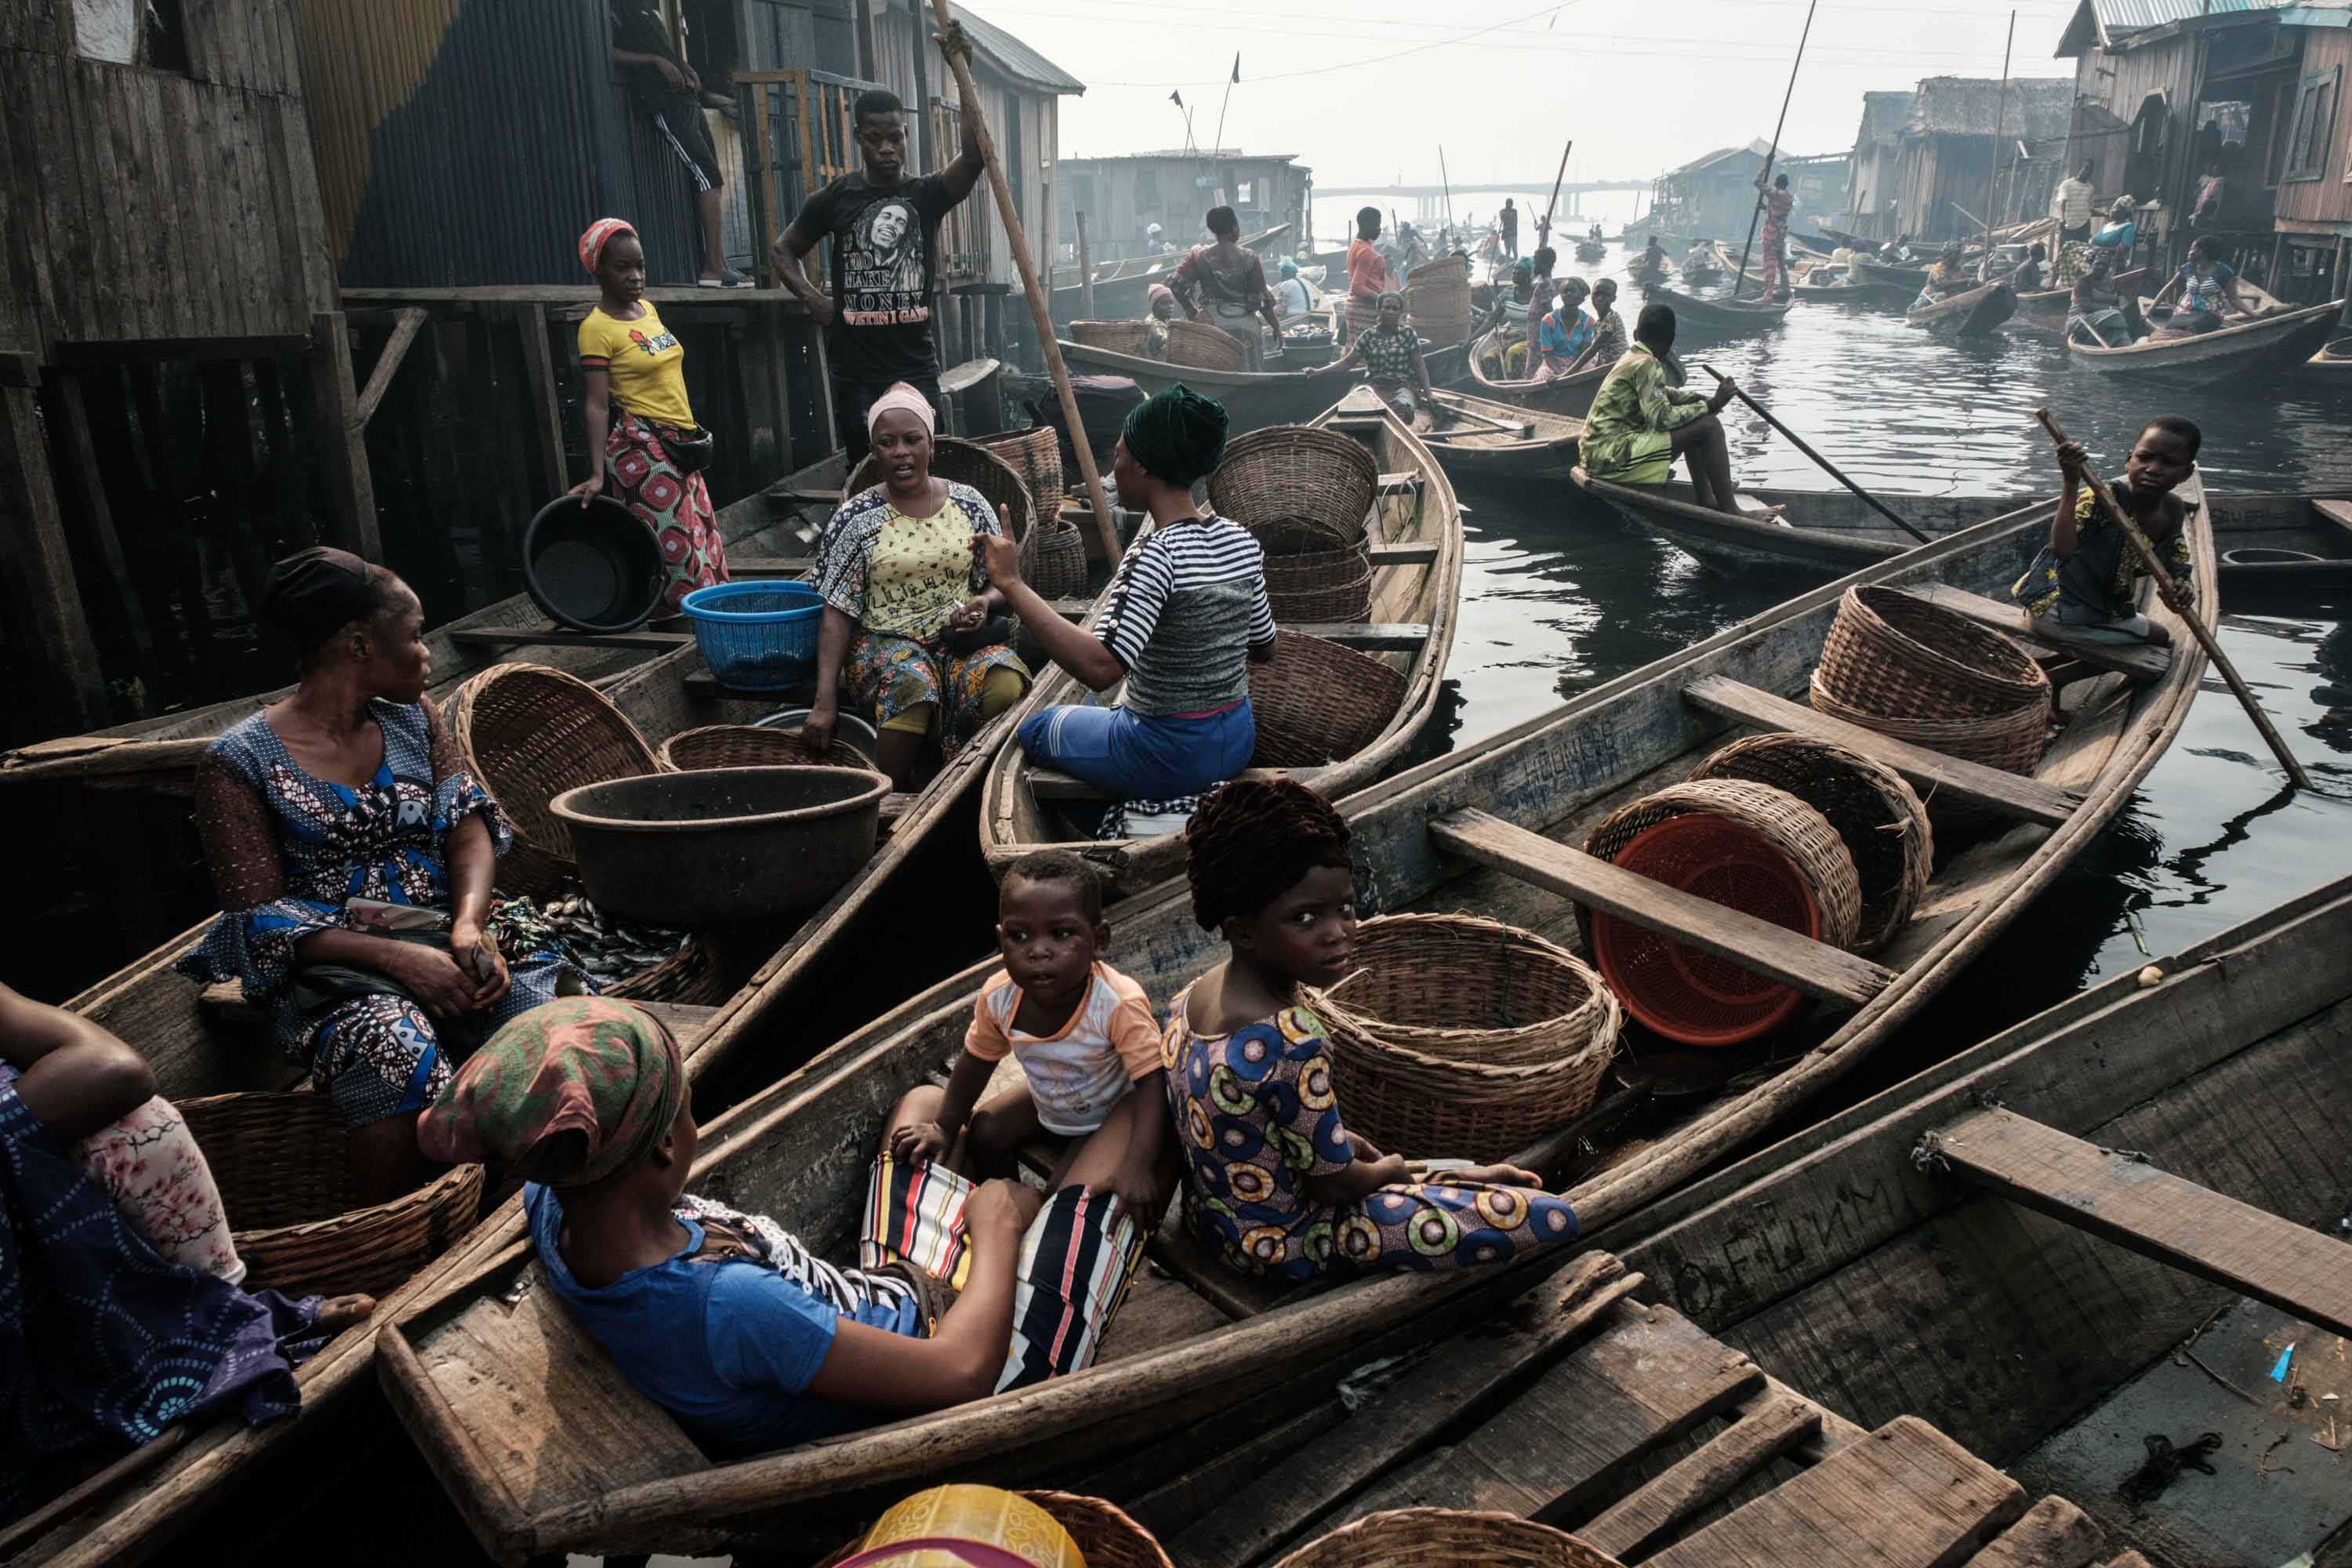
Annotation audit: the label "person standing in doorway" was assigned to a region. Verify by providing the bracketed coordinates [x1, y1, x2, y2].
[608, 3, 751, 288]
[1500, 198, 1519, 259]
[2053, 160, 2096, 244]
[771, 64, 986, 464]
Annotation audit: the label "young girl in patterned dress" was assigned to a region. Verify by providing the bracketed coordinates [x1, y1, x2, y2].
[1161, 779, 1580, 1282]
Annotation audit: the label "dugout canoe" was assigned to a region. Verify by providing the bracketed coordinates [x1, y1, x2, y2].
[977, 387, 1461, 900]
[1639, 282, 1792, 334]
[2069, 296, 2345, 382]
[1602, 873, 2352, 1566]
[1907, 279, 2016, 335]
[2309, 333, 2352, 370]
[1417, 387, 1582, 485]
[0, 529, 1123, 1567]
[1849, 256, 1929, 292]
[379, 466, 2212, 1565]
[1047, 224, 1292, 323]
[1463, 325, 1606, 418]
[1058, 336, 1470, 436]
[2009, 266, 2146, 328]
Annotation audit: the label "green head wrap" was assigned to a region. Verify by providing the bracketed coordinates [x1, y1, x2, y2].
[1121, 384, 1229, 487]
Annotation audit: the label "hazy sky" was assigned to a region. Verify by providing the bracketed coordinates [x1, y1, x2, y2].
[989, 0, 2083, 189]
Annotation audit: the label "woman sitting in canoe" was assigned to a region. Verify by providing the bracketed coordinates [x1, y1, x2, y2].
[983, 386, 1273, 815]
[1580, 303, 1765, 519]
[1163, 779, 1577, 1280]
[1327, 291, 1436, 420]
[804, 385, 1031, 789]
[422, 996, 1146, 1455]
[180, 549, 591, 1203]
[2067, 252, 2151, 347]
[0, 982, 373, 1520]
[2148, 237, 2254, 336]
[2010, 416, 2198, 651]
[1533, 277, 1594, 380]
[1912, 242, 1974, 308]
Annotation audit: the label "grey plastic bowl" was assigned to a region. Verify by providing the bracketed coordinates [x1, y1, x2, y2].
[548, 765, 890, 926]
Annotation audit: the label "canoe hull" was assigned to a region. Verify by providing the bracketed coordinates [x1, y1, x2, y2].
[1907, 281, 2016, 335]
[1639, 283, 1791, 335]
[1422, 389, 1581, 484]
[1462, 328, 1604, 419]
[2070, 299, 2344, 382]
[1062, 339, 1471, 436]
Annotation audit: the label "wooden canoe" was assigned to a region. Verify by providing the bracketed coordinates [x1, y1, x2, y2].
[1849, 256, 1929, 292]
[1059, 337, 1471, 436]
[977, 388, 1462, 899]
[379, 477, 2212, 1565]
[2307, 333, 2352, 369]
[2069, 296, 2345, 382]
[1602, 873, 2352, 1565]
[2009, 267, 2146, 328]
[1906, 280, 2016, 334]
[0, 547, 1119, 1566]
[1047, 224, 1292, 322]
[1638, 283, 1791, 334]
[1417, 387, 1581, 484]
[1462, 326, 1606, 419]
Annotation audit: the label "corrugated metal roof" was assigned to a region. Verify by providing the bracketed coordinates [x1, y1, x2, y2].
[949, 3, 1083, 95]
[2059, 0, 2293, 53]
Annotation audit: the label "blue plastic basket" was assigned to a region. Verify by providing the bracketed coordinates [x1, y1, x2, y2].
[681, 581, 824, 690]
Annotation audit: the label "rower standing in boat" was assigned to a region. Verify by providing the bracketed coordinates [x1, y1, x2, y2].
[2067, 252, 2151, 345]
[1754, 171, 1795, 301]
[1327, 291, 1435, 419]
[2010, 417, 2199, 651]
[1581, 303, 1757, 517]
[1638, 234, 1668, 281]
[1163, 779, 1577, 1282]
[1344, 207, 1396, 347]
[2148, 236, 2254, 336]
[1168, 205, 1285, 369]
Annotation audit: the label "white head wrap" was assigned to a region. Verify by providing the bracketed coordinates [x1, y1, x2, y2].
[865, 383, 936, 438]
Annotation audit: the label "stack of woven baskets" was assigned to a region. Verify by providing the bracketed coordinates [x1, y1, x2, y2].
[1403, 254, 1474, 349]
[1163, 318, 1250, 372]
[972, 426, 1087, 599]
[1069, 319, 1154, 357]
[1310, 914, 1621, 1163]
[1575, 732, 1932, 1047]
[1809, 585, 2051, 783]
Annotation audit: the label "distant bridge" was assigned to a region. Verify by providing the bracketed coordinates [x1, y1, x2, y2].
[1314, 180, 1650, 199]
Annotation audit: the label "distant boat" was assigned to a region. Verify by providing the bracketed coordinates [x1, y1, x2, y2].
[1907, 280, 2017, 335]
[2071, 295, 2344, 382]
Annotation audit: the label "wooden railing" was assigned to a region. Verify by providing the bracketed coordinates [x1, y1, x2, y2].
[731, 67, 880, 285]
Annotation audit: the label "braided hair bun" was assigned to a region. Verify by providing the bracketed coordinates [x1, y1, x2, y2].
[1186, 777, 1353, 931]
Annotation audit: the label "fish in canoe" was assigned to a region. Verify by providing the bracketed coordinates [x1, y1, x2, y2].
[379, 480, 2211, 1564]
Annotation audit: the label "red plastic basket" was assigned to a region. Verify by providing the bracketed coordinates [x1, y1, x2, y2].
[1588, 812, 1819, 1047]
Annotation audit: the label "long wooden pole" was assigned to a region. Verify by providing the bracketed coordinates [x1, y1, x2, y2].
[1537, 138, 1573, 251]
[1076, 210, 1095, 320]
[1438, 146, 1456, 238]
[1982, 12, 2015, 274]
[1733, 0, 1819, 299]
[1698, 362, 1931, 543]
[2033, 408, 2311, 789]
[928, 5, 1118, 561]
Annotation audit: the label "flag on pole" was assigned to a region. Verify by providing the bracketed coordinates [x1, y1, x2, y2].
[1170, 89, 1183, 106]
[1229, 54, 1241, 83]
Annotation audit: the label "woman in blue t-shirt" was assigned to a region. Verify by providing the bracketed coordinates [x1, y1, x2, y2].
[2149, 236, 2252, 336]
[419, 998, 1150, 1457]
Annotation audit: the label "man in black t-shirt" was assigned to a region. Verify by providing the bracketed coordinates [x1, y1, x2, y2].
[772, 79, 985, 463]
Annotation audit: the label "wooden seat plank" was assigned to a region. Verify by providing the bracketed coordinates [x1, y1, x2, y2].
[1576, 1394, 1822, 1562]
[1642, 1416, 2026, 1568]
[447, 626, 691, 652]
[1909, 585, 2169, 683]
[2313, 499, 2352, 533]
[1958, 1496, 2106, 1568]
[1684, 675, 2081, 829]
[1029, 764, 1330, 803]
[722, 557, 811, 577]
[1429, 809, 1896, 1007]
[1928, 1106, 2352, 1338]
[1364, 541, 1439, 566]
[1292, 622, 1430, 652]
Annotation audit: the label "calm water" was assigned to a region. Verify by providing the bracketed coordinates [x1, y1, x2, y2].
[1443, 238, 2352, 1057]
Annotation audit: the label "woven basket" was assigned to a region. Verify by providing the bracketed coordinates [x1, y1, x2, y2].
[846, 436, 1034, 548]
[448, 664, 662, 897]
[1405, 255, 1475, 349]
[602, 932, 736, 1006]
[1209, 427, 1378, 543]
[1690, 733, 1933, 955]
[1813, 585, 2048, 720]
[1070, 319, 1155, 356]
[972, 424, 1065, 520]
[819, 1490, 1173, 1568]
[1263, 546, 1374, 624]
[1249, 630, 1406, 768]
[1248, 514, 1365, 556]
[1307, 916, 1621, 1161]
[1164, 318, 1250, 371]
[659, 724, 872, 773]
[176, 1092, 483, 1300]
[1272, 1509, 1626, 1568]
[1809, 676, 2050, 777]
[1026, 513, 1090, 599]
[1580, 778, 1863, 955]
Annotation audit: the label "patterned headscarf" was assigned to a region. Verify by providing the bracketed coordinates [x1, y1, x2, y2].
[419, 997, 684, 1189]
[579, 217, 636, 279]
[866, 382, 937, 437]
[1120, 383, 1229, 486]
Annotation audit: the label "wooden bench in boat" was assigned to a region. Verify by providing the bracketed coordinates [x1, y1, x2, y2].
[1907, 584, 2170, 683]
[1028, 764, 1332, 803]
[1925, 1105, 2352, 1340]
[2313, 499, 2352, 533]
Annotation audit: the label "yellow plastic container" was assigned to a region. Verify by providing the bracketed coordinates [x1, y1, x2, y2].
[847, 1485, 1087, 1568]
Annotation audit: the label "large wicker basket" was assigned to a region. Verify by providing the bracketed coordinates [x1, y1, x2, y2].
[1404, 254, 1475, 349]
[1690, 732, 1933, 954]
[1070, 319, 1155, 356]
[1272, 1509, 1625, 1568]
[448, 664, 663, 897]
[846, 436, 1034, 549]
[1808, 677, 2050, 776]
[820, 1490, 1172, 1568]
[1813, 585, 2047, 719]
[1209, 427, 1378, 543]
[1580, 778, 1863, 955]
[1249, 630, 1406, 768]
[659, 724, 873, 773]
[1164, 318, 1250, 371]
[1308, 915, 1621, 1162]
[177, 1091, 483, 1300]
[602, 931, 735, 1007]
[1262, 545, 1374, 624]
[972, 424, 1065, 522]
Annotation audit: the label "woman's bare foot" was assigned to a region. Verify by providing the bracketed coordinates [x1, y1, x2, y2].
[318, 1294, 376, 1334]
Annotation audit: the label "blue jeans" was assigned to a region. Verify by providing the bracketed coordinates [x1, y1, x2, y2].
[1017, 699, 1257, 800]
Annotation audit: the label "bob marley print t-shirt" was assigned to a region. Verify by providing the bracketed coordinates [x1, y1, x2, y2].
[794, 172, 961, 383]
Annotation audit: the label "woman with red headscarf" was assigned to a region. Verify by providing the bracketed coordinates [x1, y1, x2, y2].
[568, 217, 728, 615]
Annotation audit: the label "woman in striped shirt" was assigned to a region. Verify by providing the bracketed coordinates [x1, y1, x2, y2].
[982, 387, 1275, 803]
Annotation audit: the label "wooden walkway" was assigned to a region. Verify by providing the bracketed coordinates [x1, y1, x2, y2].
[1098, 1250, 2151, 1568]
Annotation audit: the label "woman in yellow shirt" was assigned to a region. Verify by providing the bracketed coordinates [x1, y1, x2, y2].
[568, 218, 728, 615]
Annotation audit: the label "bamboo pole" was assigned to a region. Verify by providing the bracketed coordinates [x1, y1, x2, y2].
[927, 4, 1119, 561]
[1982, 12, 2015, 276]
[1733, 0, 1819, 299]
[1076, 210, 1095, 321]
[1438, 146, 1456, 240]
[1537, 140, 1573, 251]
[2034, 408, 2311, 789]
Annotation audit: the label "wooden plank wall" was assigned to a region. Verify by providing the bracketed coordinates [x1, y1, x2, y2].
[0, 0, 333, 358]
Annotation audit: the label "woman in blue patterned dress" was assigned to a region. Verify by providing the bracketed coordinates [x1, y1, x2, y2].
[1160, 779, 1579, 1281]
[179, 549, 587, 1203]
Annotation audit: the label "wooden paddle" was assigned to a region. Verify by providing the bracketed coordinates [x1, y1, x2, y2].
[927, 2, 1118, 564]
[2034, 408, 2312, 790]
[1696, 363, 1932, 544]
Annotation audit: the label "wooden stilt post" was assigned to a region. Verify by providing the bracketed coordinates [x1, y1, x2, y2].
[308, 311, 381, 561]
[514, 304, 569, 497]
[1077, 210, 1096, 320]
[0, 370, 108, 731]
